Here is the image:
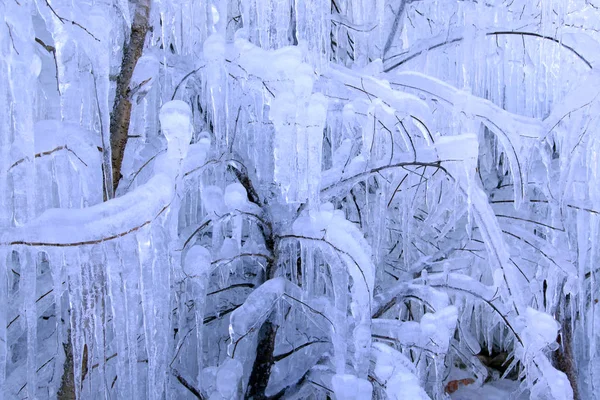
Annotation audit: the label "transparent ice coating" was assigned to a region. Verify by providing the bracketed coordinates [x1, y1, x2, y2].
[2, 1, 600, 399]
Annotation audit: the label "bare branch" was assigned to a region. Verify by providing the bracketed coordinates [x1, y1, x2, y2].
[9, 145, 90, 171]
[384, 30, 592, 72]
[43, 0, 101, 42]
[273, 340, 329, 362]
[35, 37, 61, 94]
[172, 369, 205, 399]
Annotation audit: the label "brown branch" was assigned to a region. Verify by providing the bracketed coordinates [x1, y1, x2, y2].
[227, 160, 263, 207]
[5, 204, 169, 247]
[553, 295, 579, 399]
[280, 294, 335, 328]
[9, 145, 89, 171]
[110, 0, 152, 195]
[211, 252, 273, 267]
[225, 160, 280, 399]
[35, 37, 61, 94]
[320, 161, 450, 193]
[171, 65, 205, 100]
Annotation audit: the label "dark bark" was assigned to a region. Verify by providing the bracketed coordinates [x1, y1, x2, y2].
[57, 332, 75, 400]
[245, 319, 277, 399]
[229, 162, 280, 399]
[553, 295, 579, 400]
[109, 0, 152, 196]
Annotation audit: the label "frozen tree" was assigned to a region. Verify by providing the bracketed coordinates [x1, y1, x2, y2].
[1, 0, 600, 399]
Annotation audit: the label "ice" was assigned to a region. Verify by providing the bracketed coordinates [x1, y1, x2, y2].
[229, 277, 288, 341]
[265, 340, 330, 397]
[184, 245, 212, 277]
[159, 100, 194, 159]
[201, 186, 227, 217]
[392, 71, 541, 204]
[529, 355, 573, 400]
[451, 379, 524, 400]
[129, 54, 159, 104]
[182, 133, 212, 177]
[203, 33, 227, 62]
[331, 374, 372, 400]
[373, 282, 450, 317]
[372, 342, 431, 400]
[32, 120, 104, 208]
[214, 358, 243, 398]
[372, 306, 458, 354]
[4, 1, 600, 398]
[291, 204, 374, 376]
[519, 307, 560, 357]
[184, 245, 213, 388]
[224, 183, 248, 210]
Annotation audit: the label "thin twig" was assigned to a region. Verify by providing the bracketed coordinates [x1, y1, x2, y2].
[172, 369, 205, 399]
[35, 37, 61, 94]
[43, 0, 101, 42]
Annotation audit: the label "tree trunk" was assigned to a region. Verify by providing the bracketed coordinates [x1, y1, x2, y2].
[245, 318, 277, 399]
[109, 0, 152, 196]
[553, 295, 579, 400]
[57, 332, 75, 400]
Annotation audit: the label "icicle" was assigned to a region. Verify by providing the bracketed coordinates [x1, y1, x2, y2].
[120, 236, 142, 399]
[20, 249, 37, 399]
[0, 248, 6, 396]
[103, 241, 131, 398]
[184, 246, 211, 388]
[7, 0, 37, 224]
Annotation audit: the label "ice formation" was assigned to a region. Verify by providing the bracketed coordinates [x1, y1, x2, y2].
[1, 0, 599, 399]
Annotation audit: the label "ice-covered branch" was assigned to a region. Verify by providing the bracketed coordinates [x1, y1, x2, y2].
[1, 101, 196, 247]
[384, 27, 593, 71]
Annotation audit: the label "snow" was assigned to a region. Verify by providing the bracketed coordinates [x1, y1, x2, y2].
[450, 379, 524, 400]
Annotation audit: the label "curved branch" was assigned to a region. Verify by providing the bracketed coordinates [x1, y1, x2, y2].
[384, 30, 592, 72]
[9, 145, 91, 171]
[321, 160, 451, 194]
[430, 283, 523, 346]
[273, 340, 329, 362]
[278, 234, 371, 303]
[171, 65, 205, 100]
[5, 204, 169, 247]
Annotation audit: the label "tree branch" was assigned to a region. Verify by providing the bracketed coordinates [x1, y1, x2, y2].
[172, 369, 205, 399]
